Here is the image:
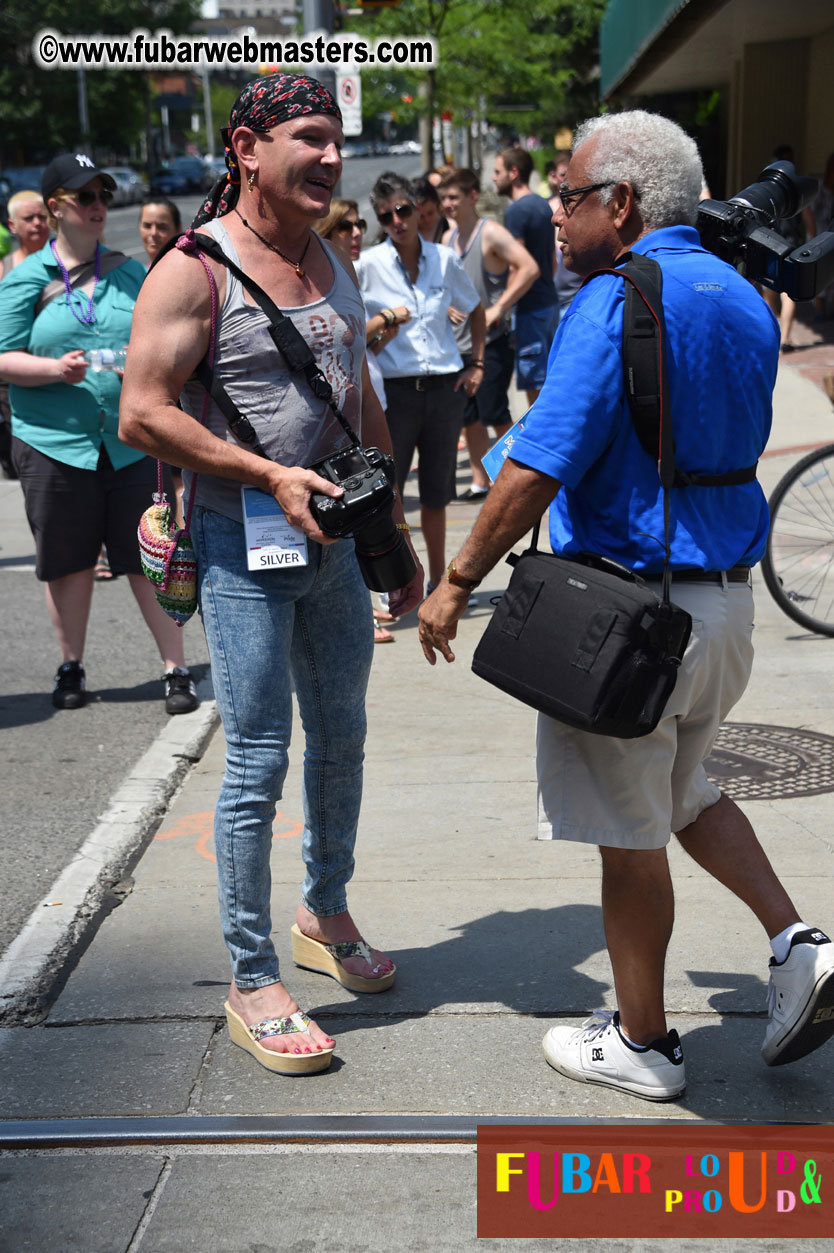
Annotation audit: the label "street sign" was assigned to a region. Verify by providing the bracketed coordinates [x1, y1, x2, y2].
[337, 72, 362, 137]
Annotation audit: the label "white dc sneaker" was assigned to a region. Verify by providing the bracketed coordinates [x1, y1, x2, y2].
[542, 1009, 685, 1102]
[763, 928, 834, 1066]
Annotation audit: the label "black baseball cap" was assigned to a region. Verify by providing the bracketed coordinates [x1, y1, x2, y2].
[42, 153, 117, 201]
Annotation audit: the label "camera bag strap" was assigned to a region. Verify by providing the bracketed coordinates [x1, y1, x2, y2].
[588, 252, 757, 488]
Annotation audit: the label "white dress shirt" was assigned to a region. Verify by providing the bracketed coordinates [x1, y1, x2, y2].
[356, 237, 480, 378]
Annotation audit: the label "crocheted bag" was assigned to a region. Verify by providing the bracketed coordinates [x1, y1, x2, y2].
[137, 234, 218, 626]
[138, 483, 198, 626]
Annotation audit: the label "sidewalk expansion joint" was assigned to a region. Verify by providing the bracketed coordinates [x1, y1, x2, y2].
[33, 1008, 769, 1030]
[126, 1157, 172, 1253]
[2, 1113, 793, 1150]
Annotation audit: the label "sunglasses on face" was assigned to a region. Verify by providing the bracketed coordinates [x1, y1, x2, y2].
[67, 188, 114, 207]
[376, 202, 414, 226]
[336, 217, 366, 234]
[557, 181, 615, 212]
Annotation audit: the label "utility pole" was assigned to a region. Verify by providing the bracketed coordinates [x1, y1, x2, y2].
[302, 0, 336, 96]
[302, 0, 337, 188]
[77, 68, 91, 156]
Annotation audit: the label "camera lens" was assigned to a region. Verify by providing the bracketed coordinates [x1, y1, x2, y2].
[731, 161, 818, 223]
[353, 514, 417, 592]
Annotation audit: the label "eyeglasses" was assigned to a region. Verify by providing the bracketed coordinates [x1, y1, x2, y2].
[336, 217, 366, 234]
[66, 188, 114, 208]
[557, 181, 615, 212]
[376, 202, 414, 226]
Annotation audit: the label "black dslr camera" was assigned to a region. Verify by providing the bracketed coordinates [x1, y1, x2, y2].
[697, 161, 834, 300]
[309, 444, 417, 592]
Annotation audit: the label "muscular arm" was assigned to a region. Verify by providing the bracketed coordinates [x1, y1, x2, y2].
[483, 221, 539, 329]
[468, 301, 486, 363]
[418, 457, 560, 663]
[119, 248, 343, 543]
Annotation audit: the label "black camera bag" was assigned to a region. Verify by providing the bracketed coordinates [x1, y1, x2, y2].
[471, 537, 692, 738]
[470, 254, 720, 739]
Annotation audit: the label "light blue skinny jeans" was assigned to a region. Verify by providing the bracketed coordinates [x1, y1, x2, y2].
[192, 506, 374, 988]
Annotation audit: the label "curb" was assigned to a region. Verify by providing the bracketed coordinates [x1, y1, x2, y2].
[0, 689, 219, 1023]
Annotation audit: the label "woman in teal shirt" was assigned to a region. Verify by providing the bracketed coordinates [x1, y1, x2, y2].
[0, 154, 197, 714]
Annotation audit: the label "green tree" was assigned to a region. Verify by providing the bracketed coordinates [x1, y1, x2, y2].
[356, 0, 605, 147]
[0, 0, 199, 168]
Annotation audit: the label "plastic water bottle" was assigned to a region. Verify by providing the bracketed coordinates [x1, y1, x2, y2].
[84, 348, 127, 372]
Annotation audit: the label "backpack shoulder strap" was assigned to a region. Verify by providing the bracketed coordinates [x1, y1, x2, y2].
[585, 253, 757, 488]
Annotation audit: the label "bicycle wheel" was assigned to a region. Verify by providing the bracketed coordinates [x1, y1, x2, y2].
[762, 443, 834, 636]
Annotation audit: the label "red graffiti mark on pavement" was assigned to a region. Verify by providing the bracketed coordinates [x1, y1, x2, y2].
[155, 810, 303, 862]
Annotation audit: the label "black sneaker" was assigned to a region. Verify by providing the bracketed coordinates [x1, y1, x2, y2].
[53, 660, 86, 710]
[164, 667, 198, 715]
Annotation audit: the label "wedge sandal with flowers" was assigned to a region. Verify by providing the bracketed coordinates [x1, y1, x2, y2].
[291, 924, 396, 993]
[224, 1001, 335, 1075]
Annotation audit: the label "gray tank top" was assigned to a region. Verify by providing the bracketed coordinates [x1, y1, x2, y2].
[449, 220, 509, 353]
[181, 218, 366, 523]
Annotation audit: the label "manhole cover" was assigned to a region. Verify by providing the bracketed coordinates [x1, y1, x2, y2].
[705, 723, 834, 800]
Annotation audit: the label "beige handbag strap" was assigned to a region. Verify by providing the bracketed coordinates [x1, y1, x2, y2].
[35, 251, 129, 318]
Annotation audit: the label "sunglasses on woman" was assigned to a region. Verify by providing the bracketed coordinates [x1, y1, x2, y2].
[376, 203, 414, 226]
[336, 217, 367, 234]
[69, 189, 114, 207]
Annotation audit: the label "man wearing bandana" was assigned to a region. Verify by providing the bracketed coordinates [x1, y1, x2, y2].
[120, 75, 423, 1075]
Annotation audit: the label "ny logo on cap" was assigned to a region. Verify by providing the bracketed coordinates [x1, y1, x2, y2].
[75, 154, 95, 168]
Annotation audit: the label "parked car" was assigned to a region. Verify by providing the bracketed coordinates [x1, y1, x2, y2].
[203, 155, 228, 185]
[0, 165, 48, 227]
[150, 156, 213, 195]
[149, 167, 190, 195]
[103, 167, 145, 206]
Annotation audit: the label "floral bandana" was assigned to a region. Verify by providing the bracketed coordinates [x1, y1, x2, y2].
[192, 73, 342, 226]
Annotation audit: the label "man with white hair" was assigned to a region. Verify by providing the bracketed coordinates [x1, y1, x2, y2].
[419, 110, 834, 1101]
[1, 191, 51, 476]
[2, 191, 50, 275]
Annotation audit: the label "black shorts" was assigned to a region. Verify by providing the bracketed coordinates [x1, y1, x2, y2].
[384, 375, 468, 509]
[12, 438, 171, 582]
[461, 334, 514, 429]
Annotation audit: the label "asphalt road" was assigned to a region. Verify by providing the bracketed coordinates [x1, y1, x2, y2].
[102, 152, 424, 259]
[0, 153, 422, 964]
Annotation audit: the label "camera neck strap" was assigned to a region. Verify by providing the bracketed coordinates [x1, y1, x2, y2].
[179, 229, 361, 454]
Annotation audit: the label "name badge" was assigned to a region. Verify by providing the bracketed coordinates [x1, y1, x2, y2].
[241, 487, 308, 571]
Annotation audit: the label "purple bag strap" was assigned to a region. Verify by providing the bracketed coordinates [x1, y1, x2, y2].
[155, 231, 220, 537]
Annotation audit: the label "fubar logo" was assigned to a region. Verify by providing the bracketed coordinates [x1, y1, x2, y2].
[477, 1125, 831, 1239]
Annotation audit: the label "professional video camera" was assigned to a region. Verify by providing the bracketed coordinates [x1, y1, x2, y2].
[697, 161, 834, 300]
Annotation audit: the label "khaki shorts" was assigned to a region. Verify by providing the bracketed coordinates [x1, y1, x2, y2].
[536, 579, 755, 849]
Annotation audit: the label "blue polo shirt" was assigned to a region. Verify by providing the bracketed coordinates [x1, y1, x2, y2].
[0, 243, 146, 470]
[356, 237, 479, 378]
[509, 225, 779, 571]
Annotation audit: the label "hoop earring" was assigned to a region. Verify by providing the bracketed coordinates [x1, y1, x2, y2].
[247, 171, 255, 192]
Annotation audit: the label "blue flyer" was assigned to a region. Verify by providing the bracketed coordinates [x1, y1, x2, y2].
[480, 413, 528, 484]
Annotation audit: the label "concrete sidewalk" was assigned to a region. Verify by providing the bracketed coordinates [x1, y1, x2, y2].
[2, 364, 834, 1251]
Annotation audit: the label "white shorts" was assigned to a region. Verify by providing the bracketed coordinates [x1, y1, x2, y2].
[536, 579, 755, 849]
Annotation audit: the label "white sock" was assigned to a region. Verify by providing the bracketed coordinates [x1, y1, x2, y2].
[770, 922, 811, 964]
[616, 1017, 649, 1051]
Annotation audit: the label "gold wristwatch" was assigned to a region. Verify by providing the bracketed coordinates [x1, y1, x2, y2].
[446, 558, 481, 590]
